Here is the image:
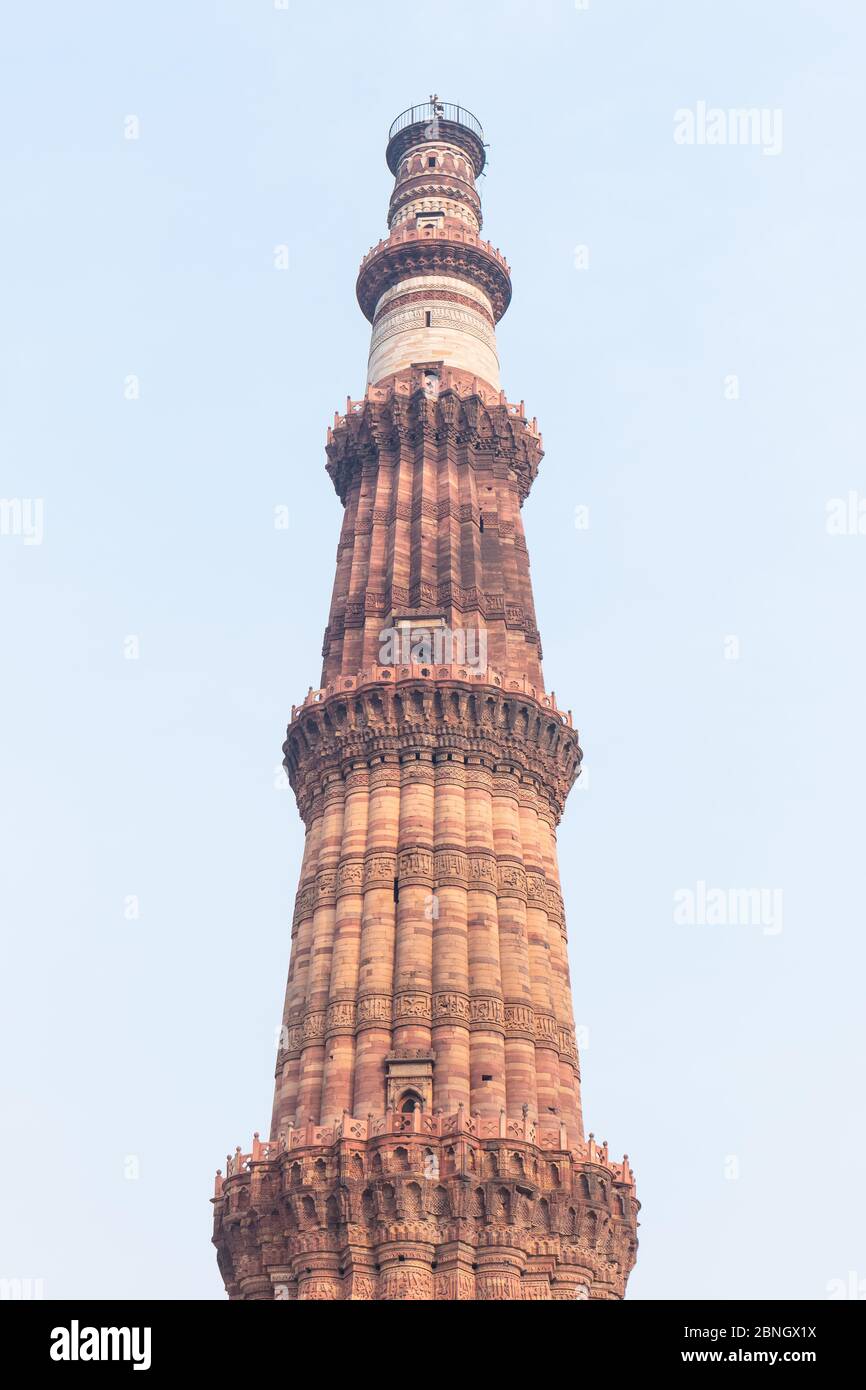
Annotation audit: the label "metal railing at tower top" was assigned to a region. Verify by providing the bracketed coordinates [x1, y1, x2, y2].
[388, 101, 484, 144]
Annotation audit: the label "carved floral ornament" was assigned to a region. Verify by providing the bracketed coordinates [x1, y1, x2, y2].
[278, 998, 579, 1057]
[292, 852, 566, 924]
[325, 586, 539, 639]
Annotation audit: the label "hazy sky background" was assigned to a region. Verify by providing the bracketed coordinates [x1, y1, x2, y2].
[2, 0, 864, 1301]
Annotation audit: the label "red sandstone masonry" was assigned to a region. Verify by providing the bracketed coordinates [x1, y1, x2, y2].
[214, 100, 637, 1301]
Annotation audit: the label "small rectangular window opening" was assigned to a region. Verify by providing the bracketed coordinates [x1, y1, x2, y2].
[425, 311, 432, 327]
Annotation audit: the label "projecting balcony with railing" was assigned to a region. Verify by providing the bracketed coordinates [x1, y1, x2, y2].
[386, 99, 487, 175]
[388, 101, 484, 144]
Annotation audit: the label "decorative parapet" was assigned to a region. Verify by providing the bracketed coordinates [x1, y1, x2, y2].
[290, 666, 571, 728]
[324, 367, 543, 505]
[283, 670, 582, 823]
[214, 1107, 635, 1198]
[356, 225, 512, 323]
[359, 226, 510, 278]
[328, 369, 541, 441]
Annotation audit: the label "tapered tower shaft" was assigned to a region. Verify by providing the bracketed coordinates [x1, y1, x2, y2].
[213, 100, 638, 1302]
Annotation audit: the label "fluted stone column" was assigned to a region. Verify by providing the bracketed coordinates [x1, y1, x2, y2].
[320, 763, 369, 1122]
[376, 1238, 435, 1301]
[537, 809, 583, 1141]
[392, 755, 434, 1057]
[296, 775, 344, 1122]
[492, 768, 538, 1122]
[475, 1239, 524, 1301]
[431, 756, 471, 1111]
[519, 787, 561, 1120]
[295, 1253, 343, 1302]
[272, 806, 323, 1134]
[465, 760, 507, 1118]
[353, 757, 400, 1115]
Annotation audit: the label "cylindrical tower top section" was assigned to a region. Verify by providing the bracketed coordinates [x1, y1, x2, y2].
[358, 97, 508, 393]
[385, 99, 486, 177]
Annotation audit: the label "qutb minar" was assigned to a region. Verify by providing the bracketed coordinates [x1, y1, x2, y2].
[213, 98, 639, 1301]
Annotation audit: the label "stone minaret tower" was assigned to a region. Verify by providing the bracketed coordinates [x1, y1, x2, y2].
[213, 99, 639, 1302]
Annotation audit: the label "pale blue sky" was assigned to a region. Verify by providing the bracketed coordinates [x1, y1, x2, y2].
[1, 0, 864, 1300]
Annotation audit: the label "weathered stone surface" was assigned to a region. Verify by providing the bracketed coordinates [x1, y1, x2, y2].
[214, 1120, 638, 1302]
[213, 100, 638, 1301]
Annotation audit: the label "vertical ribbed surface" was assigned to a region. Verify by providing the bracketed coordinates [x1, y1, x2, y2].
[431, 757, 471, 1112]
[272, 748, 584, 1143]
[218, 106, 639, 1305]
[466, 760, 507, 1117]
[268, 108, 577, 1138]
[321, 428, 544, 692]
[353, 759, 400, 1116]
